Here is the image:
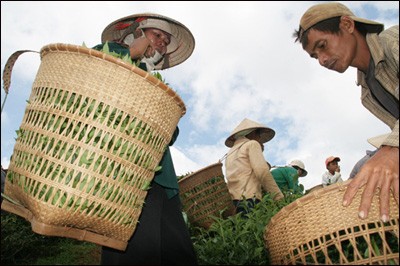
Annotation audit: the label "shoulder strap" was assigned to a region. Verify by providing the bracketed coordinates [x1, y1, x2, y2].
[219, 140, 248, 162]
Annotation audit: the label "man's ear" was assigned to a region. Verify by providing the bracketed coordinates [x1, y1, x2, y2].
[340, 16, 355, 33]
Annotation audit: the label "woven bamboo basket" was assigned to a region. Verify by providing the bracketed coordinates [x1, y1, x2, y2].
[178, 162, 236, 229]
[264, 179, 399, 265]
[1, 43, 186, 251]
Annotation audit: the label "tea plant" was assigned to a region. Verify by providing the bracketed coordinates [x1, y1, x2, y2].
[190, 191, 302, 265]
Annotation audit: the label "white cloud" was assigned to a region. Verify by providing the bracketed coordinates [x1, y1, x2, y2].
[1, 157, 10, 169]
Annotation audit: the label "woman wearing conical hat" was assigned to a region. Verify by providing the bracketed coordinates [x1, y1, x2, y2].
[225, 118, 284, 215]
[94, 13, 197, 265]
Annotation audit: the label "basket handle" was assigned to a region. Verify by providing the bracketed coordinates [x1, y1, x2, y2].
[2, 50, 39, 113]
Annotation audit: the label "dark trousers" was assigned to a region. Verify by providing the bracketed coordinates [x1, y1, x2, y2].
[101, 182, 198, 265]
[233, 198, 261, 215]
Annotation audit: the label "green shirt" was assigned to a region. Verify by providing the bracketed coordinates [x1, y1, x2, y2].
[271, 166, 303, 194]
[92, 42, 180, 199]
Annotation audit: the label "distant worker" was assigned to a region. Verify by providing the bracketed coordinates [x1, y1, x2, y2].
[271, 159, 308, 194]
[225, 118, 284, 215]
[322, 156, 343, 187]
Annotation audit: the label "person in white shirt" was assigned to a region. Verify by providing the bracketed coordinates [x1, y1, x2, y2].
[322, 156, 343, 187]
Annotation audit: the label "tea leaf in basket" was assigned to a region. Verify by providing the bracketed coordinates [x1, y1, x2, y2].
[141, 180, 152, 191]
[371, 235, 381, 257]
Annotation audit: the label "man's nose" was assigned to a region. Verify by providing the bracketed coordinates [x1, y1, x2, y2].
[318, 54, 328, 67]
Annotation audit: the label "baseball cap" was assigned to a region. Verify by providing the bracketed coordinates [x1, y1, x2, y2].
[325, 156, 340, 167]
[299, 2, 384, 39]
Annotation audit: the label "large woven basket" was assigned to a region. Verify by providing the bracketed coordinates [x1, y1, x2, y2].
[178, 162, 236, 229]
[264, 179, 399, 265]
[1, 43, 186, 251]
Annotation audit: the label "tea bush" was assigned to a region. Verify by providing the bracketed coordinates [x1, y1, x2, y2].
[1, 211, 100, 265]
[190, 191, 302, 265]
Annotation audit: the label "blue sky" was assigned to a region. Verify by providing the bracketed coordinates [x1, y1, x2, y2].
[1, 1, 399, 190]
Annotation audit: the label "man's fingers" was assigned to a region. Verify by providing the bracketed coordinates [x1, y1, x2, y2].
[358, 183, 376, 219]
[393, 177, 399, 206]
[343, 178, 365, 207]
[379, 181, 390, 222]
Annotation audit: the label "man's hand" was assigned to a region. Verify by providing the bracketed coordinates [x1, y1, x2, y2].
[129, 32, 151, 60]
[336, 165, 341, 173]
[343, 145, 399, 222]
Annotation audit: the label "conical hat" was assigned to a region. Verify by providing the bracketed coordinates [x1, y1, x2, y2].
[225, 118, 275, 148]
[101, 13, 195, 70]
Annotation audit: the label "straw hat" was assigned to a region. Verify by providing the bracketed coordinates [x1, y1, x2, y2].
[225, 118, 275, 148]
[325, 156, 340, 167]
[289, 160, 308, 177]
[367, 133, 391, 149]
[299, 2, 384, 39]
[101, 13, 195, 70]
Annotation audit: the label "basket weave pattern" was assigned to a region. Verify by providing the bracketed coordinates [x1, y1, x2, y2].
[2, 43, 185, 251]
[178, 162, 235, 228]
[264, 180, 399, 265]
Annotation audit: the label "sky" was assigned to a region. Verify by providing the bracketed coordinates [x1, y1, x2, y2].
[1, 1, 399, 191]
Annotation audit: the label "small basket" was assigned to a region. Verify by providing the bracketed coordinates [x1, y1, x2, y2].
[178, 162, 236, 229]
[264, 179, 399, 265]
[1, 43, 186, 251]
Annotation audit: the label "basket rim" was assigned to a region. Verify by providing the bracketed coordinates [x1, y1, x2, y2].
[1, 200, 128, 251]
[265, 179, 398, 234]
[178, 161, 223, 183]
[39, 43, 186, 116]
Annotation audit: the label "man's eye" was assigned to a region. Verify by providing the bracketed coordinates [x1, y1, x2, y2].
[317, 42, 326, 49]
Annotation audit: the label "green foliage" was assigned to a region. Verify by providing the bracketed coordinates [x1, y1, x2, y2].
[1, 211, 100, 265]
[100, 41, 137, 66]
[151, 71, 169, 85]
[190, 192, 302, 265]
[177, 171, 193, 181]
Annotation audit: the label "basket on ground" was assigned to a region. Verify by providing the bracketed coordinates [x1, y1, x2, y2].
[1, 43, 186, 251]
[178, 162, 235, 229]
[264, 179, 399, 265]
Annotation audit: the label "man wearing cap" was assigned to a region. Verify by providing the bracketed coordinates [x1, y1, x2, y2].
[271, 159, 308, 194]
[294, 2, 398, 222]
[94, 13, 197, 265]
[322, 156, 343, 187]
[225, 118, 284, 215]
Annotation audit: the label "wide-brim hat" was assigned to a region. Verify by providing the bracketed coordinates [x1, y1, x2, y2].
[101, 13, 195, 70]
[367, 133, 391, 149]
[289, 159, 308, 177]
[225, 118, 275, 148]
[299, 2, 384, 39]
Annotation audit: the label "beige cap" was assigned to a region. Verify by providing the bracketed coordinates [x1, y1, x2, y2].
[299, 2, 384, 38]
[225, 118, 275, 148]
[289, 159, 308, 177]
[101, 13, 195, 70]
[367, 133, 391, 149]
